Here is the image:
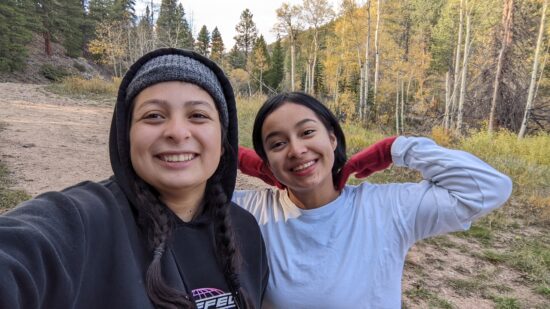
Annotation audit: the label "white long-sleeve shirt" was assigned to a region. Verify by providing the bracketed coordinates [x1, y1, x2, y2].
[232, 136, 512, 309]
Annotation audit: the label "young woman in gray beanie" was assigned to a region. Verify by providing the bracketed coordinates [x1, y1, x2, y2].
[0, 48, 268, 308]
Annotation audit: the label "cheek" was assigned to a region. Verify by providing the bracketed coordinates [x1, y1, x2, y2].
[129, 126, 146, 154]
[266, 153, 284, 174]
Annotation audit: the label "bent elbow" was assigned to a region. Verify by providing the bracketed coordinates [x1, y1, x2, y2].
[493, 173, 513, 209]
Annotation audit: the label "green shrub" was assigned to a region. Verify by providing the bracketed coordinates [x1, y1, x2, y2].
[73, 61, 87, 73]
[40, 64, 69, 81]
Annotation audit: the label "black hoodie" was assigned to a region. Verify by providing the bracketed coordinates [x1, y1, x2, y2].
[0, 49, 268, 308]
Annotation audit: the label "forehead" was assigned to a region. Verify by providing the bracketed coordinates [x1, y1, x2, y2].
[133, 81, 216, 108]
[262, 102, 321, 132]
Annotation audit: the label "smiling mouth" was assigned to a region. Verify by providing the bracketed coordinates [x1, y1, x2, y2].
[158, 153, 197, 162]
[291, 160, 316, 172]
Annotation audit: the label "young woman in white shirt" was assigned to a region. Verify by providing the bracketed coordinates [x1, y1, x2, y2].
[233, 91, 512, 309]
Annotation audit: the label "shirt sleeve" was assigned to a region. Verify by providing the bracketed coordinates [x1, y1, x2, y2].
[389, 136, 512, 245]
[0, 192, 87, 308]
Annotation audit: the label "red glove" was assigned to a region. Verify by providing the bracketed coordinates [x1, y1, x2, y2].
[337, 136, 398, 189]
[238, 146, 284, 189]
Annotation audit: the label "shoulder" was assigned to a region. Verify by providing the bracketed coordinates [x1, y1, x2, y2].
[232, 189, 286, 224]
[232, 188, 281, 211]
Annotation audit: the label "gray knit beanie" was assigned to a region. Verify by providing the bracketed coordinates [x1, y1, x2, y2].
[125, 54, 228, 128]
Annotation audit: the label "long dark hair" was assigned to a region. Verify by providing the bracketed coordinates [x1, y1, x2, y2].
[130, 99, 250, 308]
[252, 92, 347, 188]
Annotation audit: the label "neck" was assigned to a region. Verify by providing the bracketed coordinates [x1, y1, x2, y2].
[287, 186, 340, 210]
[160, 187, 205, 222]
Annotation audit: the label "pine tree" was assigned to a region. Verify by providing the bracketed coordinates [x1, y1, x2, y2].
[88, 0, 113, 22]
[234, 8, 258, 63]
[36, 0, 64, 56]
[156, 0, 178, 47]
[157, 0, 193, 49]
[59, 0, 87, 57]
[210, 27, 225, 64]
[0, 0, 34, 71]
[265, 39, 285, 91]
[113, 0, 136, 25]
[175, 3, 193, 49]
[195, 25, 210, 56]
[228, 44, 246, 69]
[137, 5, 154, 34]
[87, 0, 113, 44]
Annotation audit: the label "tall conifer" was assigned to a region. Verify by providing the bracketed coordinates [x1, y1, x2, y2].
[210, 27, 225, 64]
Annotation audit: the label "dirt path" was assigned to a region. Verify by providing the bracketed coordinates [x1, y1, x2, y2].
[0, 82, 547, 308]
[0, 83, 113, 195]
[0, 83, 264, 196]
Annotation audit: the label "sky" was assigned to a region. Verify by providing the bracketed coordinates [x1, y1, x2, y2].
[136, 0, 340, 47]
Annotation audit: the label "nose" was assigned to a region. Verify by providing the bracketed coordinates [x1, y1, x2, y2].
[287, 138, 307, 158]
[163, 117, 191, 143]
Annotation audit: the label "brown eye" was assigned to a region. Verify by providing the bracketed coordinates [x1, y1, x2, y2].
[144, 113, 163, 119]
[191, 112, 209, 119]
[270, 141, 286, 150]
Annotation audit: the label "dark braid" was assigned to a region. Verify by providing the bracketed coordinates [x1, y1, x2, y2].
[127, 99, 248, 307]
[133, 178, 196, 309]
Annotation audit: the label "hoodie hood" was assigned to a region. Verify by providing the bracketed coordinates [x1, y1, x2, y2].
[109, 48, 238, 207]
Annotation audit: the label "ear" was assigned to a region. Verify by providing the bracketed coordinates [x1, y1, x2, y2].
[329, 131, 337, 151]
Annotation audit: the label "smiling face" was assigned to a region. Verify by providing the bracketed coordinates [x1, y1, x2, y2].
[129, 81, 223, 200]
[261, 102, 337, 194]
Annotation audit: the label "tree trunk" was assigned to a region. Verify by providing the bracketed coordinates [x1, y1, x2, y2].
[444, 71, 451, 130]
[489, 0, 513, 133]
[395, 76, 400, 134]
[359, 63, 364, 119]
[373, 0, 381, 109]
[363, 0, 371, 122]
[519, 0, 547, 138]
[456, 10, 471, 134]
[43, 31, 52, 56]
[335, 63, 341, 103]
[451, 0, 464, 128]
[290, 37, 296, 91]
[305, 61, 311, 93]
[259, 69, 263, 94]
[401, 79, 406, 131]
[311, 31, 319, 95]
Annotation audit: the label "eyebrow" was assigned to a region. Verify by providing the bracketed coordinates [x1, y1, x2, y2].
[135, 99, 216, 112]
[263, 118, 318, 143]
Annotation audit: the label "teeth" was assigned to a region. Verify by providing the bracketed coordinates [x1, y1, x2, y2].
[161, 154, 195, 162]
[293, 160, 315, 172]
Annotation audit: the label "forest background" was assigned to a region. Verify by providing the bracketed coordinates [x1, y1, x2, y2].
[0, 0, 549, 307]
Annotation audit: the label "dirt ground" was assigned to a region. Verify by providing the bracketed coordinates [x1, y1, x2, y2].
[0, 82, 547, 308]
[0, 82, 263, 195]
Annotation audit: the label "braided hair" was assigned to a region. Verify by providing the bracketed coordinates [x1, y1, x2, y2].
[130, 131, 252, 309]
[112, 48, 249, 308]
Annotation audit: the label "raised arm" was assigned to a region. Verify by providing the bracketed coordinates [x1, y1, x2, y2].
[388, 136, 512, 243]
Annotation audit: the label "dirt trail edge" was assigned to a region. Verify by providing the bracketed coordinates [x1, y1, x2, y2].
[0, 83, 263, 196]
